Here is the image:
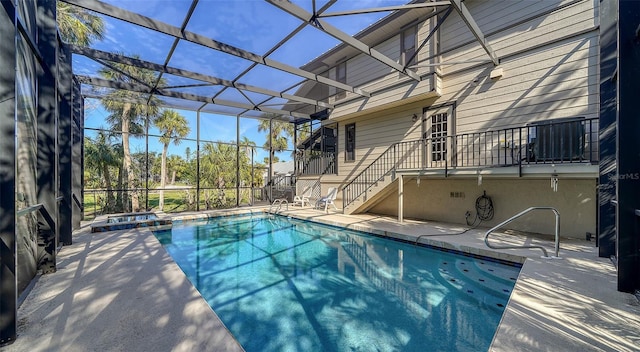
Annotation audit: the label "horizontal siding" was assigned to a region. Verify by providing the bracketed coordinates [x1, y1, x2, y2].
[440, 0, 574, 52]
[456, 93, 599, 132]
[490, 1, 595, 56]
[336, 104, 425, 177]
[347, 39, 398, 88]
[415, 18, 436, 65]
[328, 17, 436, 105]
[331, 79, 434, 116]
[442, 32, 598, 132]
[442, 1, 595, 74]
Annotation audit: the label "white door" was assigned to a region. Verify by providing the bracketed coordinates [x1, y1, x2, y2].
[423, 105, 454, 168]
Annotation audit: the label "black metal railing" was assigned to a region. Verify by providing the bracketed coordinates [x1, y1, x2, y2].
[296, 151, 336, 175]
[342, 118, 598, 209]
[342, 139, 423, 209]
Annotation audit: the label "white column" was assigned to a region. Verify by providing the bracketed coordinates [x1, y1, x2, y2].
[398, 175, 404, 223]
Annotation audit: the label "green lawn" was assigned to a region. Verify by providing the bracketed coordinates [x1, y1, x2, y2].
[82, 188, 258, 219]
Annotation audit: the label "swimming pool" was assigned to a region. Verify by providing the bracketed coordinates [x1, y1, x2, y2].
[153, 214, 521, 352]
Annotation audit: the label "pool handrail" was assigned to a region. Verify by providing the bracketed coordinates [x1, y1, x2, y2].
[269, 198, 288, 213]
[484, 206, 560, 258]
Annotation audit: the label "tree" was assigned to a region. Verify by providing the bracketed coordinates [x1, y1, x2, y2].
[167, 155, 186, 185]
[258, 115, 295, 182]
[258, 116, 293, 155]
[99, 60, 163, 212]
[199, 142, 237, 209]
[57, 1, 105, 46]
[185, 146, 192, 163]
[84, 130, 121, 213]
[154, 109, 190, 210]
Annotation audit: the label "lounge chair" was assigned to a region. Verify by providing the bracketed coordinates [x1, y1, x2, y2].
[315, 187, 338, 213]
[293, 187, 312, 207]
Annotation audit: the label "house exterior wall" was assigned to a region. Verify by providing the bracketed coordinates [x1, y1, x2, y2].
[439, 0, 599, 132]
[335, 99, 434, 180]
[323, 0, 598, 179]
[369, 178, 597, 238]
[330, 1, 599, 169]
[309, 0, 600, 229]
[325, 15, 439, 115]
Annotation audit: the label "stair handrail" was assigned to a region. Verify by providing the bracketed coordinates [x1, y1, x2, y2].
[484, 206, 561, 258]
[342, 139, 423, 209]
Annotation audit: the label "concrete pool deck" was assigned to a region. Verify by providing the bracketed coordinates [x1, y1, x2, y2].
[4, 207, 640, 351]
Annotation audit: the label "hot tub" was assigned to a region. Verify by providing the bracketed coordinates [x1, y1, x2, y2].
[91, 212, 172, 233]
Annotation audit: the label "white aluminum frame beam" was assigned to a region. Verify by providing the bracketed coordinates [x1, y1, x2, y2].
[266, 0, 421, 81]
[69, 45, 333, 110]
[60, 0, 370, 97]
[76, 75, 310, 120]
[449, 0, 499, 66]
[319, 2, 451, 17]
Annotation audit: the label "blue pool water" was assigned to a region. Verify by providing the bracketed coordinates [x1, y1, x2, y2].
[153, 214, 521, 352]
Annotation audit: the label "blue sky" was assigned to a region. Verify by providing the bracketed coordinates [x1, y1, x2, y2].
[78, 0, 410, 161]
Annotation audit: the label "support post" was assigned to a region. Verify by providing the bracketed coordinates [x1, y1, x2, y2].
[0, 0, 17, 344]
[71, 84, 83, 229]
[269, 118, 273, 202]
[36, 0, 58, 274]
[58, 42, 73, 245]
[145, 114, 149, 210]
[196, 110, 201, 211]
[616, 0, 640, 293]
[398, 175, 404, 223]
[236, 115, 240, 207]
[598, 0, 617, 259]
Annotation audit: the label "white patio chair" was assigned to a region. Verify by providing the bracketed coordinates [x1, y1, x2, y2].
[293, 187, 312, 207]
[315, 187, 338, 213]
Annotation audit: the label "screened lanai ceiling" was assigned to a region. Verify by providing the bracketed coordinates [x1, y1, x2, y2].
[64, 0, 497, 123]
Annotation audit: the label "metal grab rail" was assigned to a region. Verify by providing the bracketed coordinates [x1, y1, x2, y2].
[17, 203, 57, 233]
[17, 203, 44, 217]
[484, 206, 561, 258]
[269, 198, 288, 213]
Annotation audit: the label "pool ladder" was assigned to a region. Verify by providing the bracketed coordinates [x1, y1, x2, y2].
[269, 198, 288, 213]
[484, 206, 561, 259]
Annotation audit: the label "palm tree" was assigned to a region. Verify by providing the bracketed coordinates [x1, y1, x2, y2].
[84, 130, 120, 213]
[258, 116, 293, 153]
[258, 115, 294, 176]
[56, 1, 105, 46]
[185, 146, 191, 163]
[155, 109, 190, 210]
[199, 142, 237, 209]
[99, 60, 163, 212]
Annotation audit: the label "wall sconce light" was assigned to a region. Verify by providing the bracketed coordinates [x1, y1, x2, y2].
[411, 114, 419, 122]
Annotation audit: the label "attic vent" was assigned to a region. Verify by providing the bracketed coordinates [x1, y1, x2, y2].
[450, 192, 465, 198]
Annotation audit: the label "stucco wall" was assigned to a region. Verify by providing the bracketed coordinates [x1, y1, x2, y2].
[369, 177, 596, 239]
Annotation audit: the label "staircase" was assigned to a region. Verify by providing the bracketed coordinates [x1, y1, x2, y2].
[342, 139, 423, 214]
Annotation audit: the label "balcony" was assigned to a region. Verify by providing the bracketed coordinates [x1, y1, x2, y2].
[296, 151, 336, 176]
[395, 117, 598, 172]
[343, 117, 598, 209]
